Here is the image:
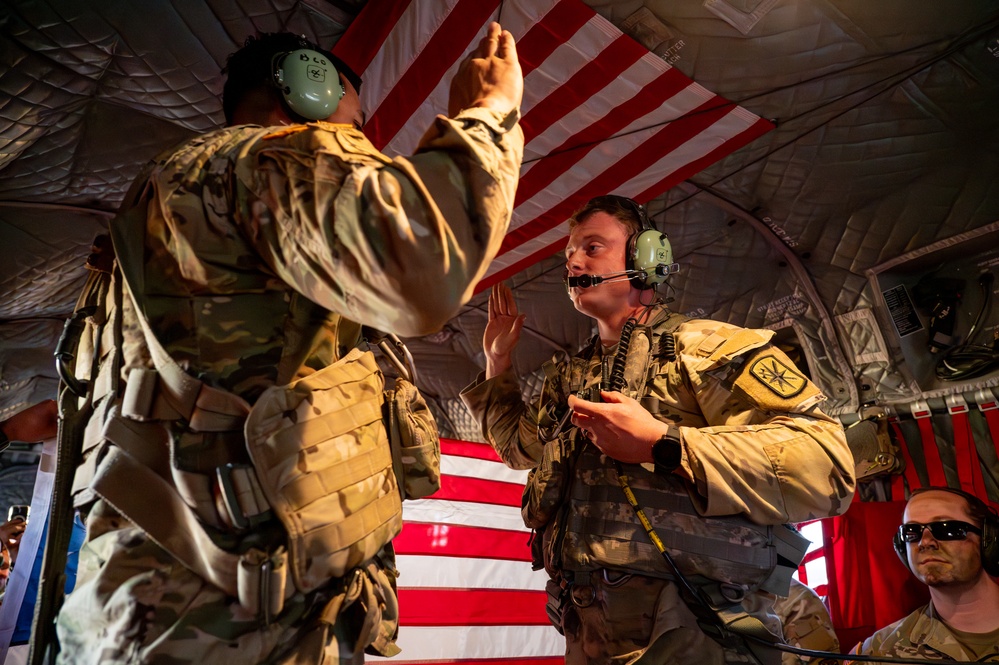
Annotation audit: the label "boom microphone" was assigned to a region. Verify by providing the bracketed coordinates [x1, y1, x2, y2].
[565, 264, 677, 289]
[565, 270, 644, 288]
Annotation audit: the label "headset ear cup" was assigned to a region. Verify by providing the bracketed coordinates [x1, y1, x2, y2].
[630, 229, 674, 290]
[626, 232, 644, 290]
[272, 48, 343, 120]
[893, 531, 911, 572]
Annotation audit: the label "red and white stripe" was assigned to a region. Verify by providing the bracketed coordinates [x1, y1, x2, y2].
[368, 439, 562, 664]
[334, 0, 773, 293]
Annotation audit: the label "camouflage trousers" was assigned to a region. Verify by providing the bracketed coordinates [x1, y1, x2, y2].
[560, 570, 783, 665]
[55, 502, 399, 665]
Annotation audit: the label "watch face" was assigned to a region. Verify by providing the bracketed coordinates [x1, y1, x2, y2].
[653, 436, 681, 471]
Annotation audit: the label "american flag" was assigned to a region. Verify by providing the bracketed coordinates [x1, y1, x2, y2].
[336, 0, 775, 661]
[334, 0, 774, 294]
[373, 440, 559, 663]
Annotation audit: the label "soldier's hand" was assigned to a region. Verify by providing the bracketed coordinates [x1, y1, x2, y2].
[448, 22, 523, 117]
[0, 519, 26, 561]
[484, 283, 525, 379]
[568, 391, 670, 464]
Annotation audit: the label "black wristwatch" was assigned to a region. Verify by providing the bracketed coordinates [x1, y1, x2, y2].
[651, 428, 682, 474]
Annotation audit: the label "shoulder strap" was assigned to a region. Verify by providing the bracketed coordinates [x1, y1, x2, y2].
[30, 240, 117, 665]
[108, 203, 250, 431]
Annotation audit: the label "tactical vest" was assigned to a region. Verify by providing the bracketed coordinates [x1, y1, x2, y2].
[524, 307, 805, 600]
[59, 126, 440, 649]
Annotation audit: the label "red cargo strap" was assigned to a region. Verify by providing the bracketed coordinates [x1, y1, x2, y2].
[888, 416, 920, 494]
[977, 390, 999, 459]
[910, 401, 947, 487]
[975, 390, 999, 510]
[945, 395, 985, 498]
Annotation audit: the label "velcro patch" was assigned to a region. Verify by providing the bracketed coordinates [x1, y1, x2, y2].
[748, 354, 807, 398]
[707, 329, 770, 362]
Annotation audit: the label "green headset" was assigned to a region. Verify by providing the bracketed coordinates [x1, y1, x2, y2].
[608, 196, 678, 290]
[271, 48, 345, 120]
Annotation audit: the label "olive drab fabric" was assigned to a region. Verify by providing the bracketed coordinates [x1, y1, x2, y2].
[461, 305, 856, 665]
[850, 603, 999, 662]
[55, 105, 523, 665]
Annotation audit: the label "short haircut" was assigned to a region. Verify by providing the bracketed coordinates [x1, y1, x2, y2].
[221, 32, 362, 125]
[569, 195, 643, 236]
[908, 486, 994, 527]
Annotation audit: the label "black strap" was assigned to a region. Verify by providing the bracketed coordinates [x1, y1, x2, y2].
[29, 263, 114, 665]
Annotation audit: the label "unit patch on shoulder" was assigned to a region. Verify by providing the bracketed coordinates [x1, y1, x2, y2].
[749, 354, 806, 398]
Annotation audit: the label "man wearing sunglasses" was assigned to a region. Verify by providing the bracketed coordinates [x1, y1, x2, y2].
[851, 487, 999, 661]
[463, 195, 855, 665]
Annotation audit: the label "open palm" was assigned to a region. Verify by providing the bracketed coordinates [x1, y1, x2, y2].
[484, 283, 525, 377]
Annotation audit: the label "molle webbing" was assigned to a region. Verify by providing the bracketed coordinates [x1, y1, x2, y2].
[564, 480, 775, 571]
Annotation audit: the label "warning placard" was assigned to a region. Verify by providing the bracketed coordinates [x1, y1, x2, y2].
[882, 284, 922, 338]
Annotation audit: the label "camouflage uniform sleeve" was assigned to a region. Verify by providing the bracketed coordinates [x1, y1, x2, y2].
[673, 320, 856, 524]
[775, 579, 840, 664]
[235, 108, 523, 337]
[848, 622, 894, 664]
[460, 369, 545, 470]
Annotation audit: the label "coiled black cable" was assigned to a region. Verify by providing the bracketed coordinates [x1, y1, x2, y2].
[608, 318, 636, 392]
[936, 272, 998, 381]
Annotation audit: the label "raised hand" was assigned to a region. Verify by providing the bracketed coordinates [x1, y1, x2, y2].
[448, 22, 523, 117]
[484, 282, 525, 378]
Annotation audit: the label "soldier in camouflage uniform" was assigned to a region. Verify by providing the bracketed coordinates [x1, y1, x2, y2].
[850, 487, 999, 662]
[772, 579, 839, 665]
[461, 195, 855, 665]
[53, 26, 523, 664]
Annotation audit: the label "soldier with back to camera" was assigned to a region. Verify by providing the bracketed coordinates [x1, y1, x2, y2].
[46, 24, 523, 665]
[462, 195, 856, 665]
[851, 487, 999, 662]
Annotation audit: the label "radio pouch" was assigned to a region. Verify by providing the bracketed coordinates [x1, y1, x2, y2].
[244, 347, 403, 593]
[383, 376, 440, 500]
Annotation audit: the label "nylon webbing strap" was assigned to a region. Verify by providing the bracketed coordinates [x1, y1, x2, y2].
[91, 445, 241, 596]
[888, 417, 921, 493]
[976, 390, 999, 460]
[974, 390, 999, 511]
[910, 401, 947, 487]
[109, 203, 250, 433]
[614, 464, 777, 665]
[945, 394, 986, 498]
[566, 511, 773, 568]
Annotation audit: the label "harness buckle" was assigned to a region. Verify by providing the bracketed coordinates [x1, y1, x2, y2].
[238, 547, 288, 622]
[216, 463, 272, 531]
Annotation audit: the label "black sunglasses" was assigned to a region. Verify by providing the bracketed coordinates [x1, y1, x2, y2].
[898, 520, 982, 543]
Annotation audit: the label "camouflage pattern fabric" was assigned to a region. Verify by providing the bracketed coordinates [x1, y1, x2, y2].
[56, 106, 523, 664]
[57, 510, 399, 665]
[850, 602, 999, 662]
[560, 570, 775, 665]
[461, 305, 856, 665]
[772, 579, 840, 665]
